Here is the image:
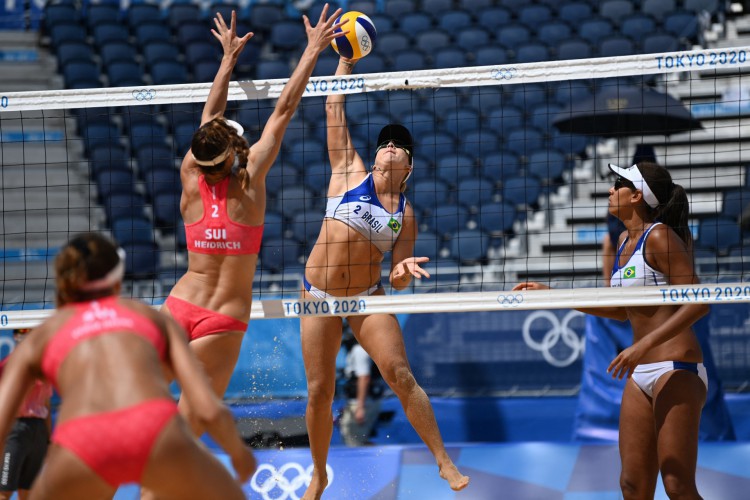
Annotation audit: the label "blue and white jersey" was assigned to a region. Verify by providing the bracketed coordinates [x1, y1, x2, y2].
[325, 174, 406, 254]
[610, 223, 668, 288]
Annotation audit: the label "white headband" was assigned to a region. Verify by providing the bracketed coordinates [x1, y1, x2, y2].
[79, 248, 126, 291]
[192, 147, 231, 167]
[608, 163, 660, 209]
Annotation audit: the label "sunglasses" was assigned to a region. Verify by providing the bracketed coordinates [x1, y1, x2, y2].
[376, 140, 411, 157]
[613, 177, 635, 190]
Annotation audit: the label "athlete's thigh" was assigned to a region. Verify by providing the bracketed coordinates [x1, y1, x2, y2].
[142, 417, 245, 500]
[349, 314, 408, 366]
[619, 379, 659, 483]
[189, 331, 245, 395]
[652, 371, 706, 470]
[29, 446, 115, 500]
[300, 314, 343, 383]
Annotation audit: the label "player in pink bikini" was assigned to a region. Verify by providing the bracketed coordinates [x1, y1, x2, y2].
[0, 233, 255, 499]
[163, 8, 346, 434]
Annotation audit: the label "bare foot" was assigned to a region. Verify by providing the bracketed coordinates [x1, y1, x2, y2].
[439, 463, 470, 492]
[301, 473, 328, 500]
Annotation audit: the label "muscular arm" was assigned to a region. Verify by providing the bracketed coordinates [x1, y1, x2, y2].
[248, 7, 344, 182]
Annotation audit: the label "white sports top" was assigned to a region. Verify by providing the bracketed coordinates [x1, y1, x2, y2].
[325, 174, 406, 254]
[610, 223, 668, 288]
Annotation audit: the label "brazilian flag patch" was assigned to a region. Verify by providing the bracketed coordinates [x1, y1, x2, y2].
[623, 266, 636, 279]
[388, 218, 401, 232]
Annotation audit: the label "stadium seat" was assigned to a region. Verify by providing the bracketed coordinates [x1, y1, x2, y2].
[476, 6, 512, 31]
[150, 61, 189, 85]
[599, 36, 636, 58]
[142, 42, 180, 69]
[553, 81, 594, 106]
[93, 23, 130, 48]
[122, 106, 162, 133]
[83, 122, 120, 153]
[476, 201, 517, 237]
[502, 175, 542, 208]
[684, 0, 720, 14]
[107, 61, 145, 87]
[442, 108, 481, 138]
[578, 18, 615, 45]
[456, 177, 495, 210]
[463, 0, 494, 14]
[266, 162, 301, 196]
[306, 1, 342, 23]
[50, 23, 87, 47]
[85, 4, 119, 31]
[528, 102, 564, 134]
[484, 104, 526, 135]
[549, 132, 590, 158]
[496, 25, 531, 51]
[537, 21, 574, 49]
[378, 32, 411, 54]
[100, 42, 137, 68]
[347, 1, 377, 15]
[354, 53, 386, 73]
[455, 27, 492, 54]
[410, 179, 451, 214]
[437, 10, 473, 32]
[206, 3, 237, 25]
[269, 20, 306, 53]
[167, 3, 202, 30]
[526, 149, 569, 184]
[558, 2, 594, 25]
[518, 5, 553, 29]
[184, 41, 219, 69]
[286, 137, 325, 166]
[255, 60, 290, 80]
[599, 0, 634, 24]
[274, 185, 315, 216]
[515, 43, 551, 64]
[121, 241, 160, 279]
[290, 212, 322, 246]
[128, 4, 161, 29]
[96, 169, 138, 199]
[423, 204, 470, 238]
[474, 45, 509, 67]
[414, 29, 452, 54]
[129, 122, 169, 150]
[104, 192, 148, 224]
[460, 128, 502, 158]
[260, 238, 302, 273]
[725, 246, 750, 274]
[663, 10, 701, 41]
[193, 60, 221, 83]
[467, 87, 504, 113]
[89, 143, 129, 175]
[391, 49, 428, 72]
[177, 21, 212, 46]
[135, 23, 172, 48]
[62, 60, 102, 88]
[262, 211, 285, 241]
[44, 4, 80, 31]
[152, 191, 182, 230]
[698, 216, 742, 254]
[435, 153, 477, 187]
[449, 229, 489, 265]
[144, 167, 181, 199]
[407, 110, 438, 138]
[641, 0, 678, 21]
[421, 131, 458, 159]
[413, 230, 444, 261]
[384, 0, 415, 17]
[56, 41, 94, 68]
[621, 14, 658, 43]
[433, 47, 469, 69]
[498, 0, 526, 10]
[136, 144, 174, 177]
[641, 33, 681, 54]
[172, 121, 198, 154]
[506, 83, 548, 110]
[311, 54, 338, 77]
[480, 150, 521, 184]
[722, 189, 750, 219]
[556, 39, 594, 61]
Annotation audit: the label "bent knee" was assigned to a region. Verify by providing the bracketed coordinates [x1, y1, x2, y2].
[662, 473, 698, 499]
[620, 473, 653, 500]
[383, 365, 417, 393]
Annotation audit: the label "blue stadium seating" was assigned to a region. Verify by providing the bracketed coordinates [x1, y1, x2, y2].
[173, 122, 198, 154]
[255, 60, 290, 80]
[449, 229, 489, 265]
[684, 0, 719, 13]
[44, 4, 80, 31]
[378, 32, 411, 54]
[502, 175, 542, 208]
[433, 47, 469, 69]
[136, 145, 174, 177]
[100, 42, 138, 68]
[354, 53, 386, 73]
[142, 41, 180, 69]
[274, 185, 316, 216]
[442, 108, 481, 138]
[459, 129, 502, 158]
[641, 33, 681, 54]
[518, 5, 553, 29]
[290, 212, 322, 246]
[455, 27, 492, 54]
[385, 0, 416, 18]
[437, 10, 473, 32]
[83, 122, 120, 152]
[130, 122, 169, 150]
[556, 39, 594, 60]
[528, 102, 564, 134]
[177, 21, 212, 46]
[480, 150, 521, 184]
[599, 0, 634, 24]
[144, 168, 181, 199]
[185, 41, 219, 68]
[152, 191, 182, 230]
[721, 189, 750, 219]
[89, 143, 129, 177]
[311, 54, 338, 77]
[269, 20, 306, 53]
[347, 1, 377, 16]
[474, 45, 509, 66]
[435, 153, 476, 187]
[642, 0, 678, 21]
[122, 241, 160, 279]
[96, 169, 138, 200]
[56, 42, 94, 68]
[85, 4, 119, 31]
[150, 61, 189, 85]
[50, 23, 87, 47]
[527, 149, 569, 184]
[167, 3, 202, 29]
[476, 201, 517, 237]
[193, 60, 222, 83]
[698, 216, 742, 254]
[537, 21, 574, 49]
[135, 23, 172, 48]
[391, 49, 428, 71]
[497, 25, 531, 51]
[516, 43, 551, 64]
[107, 61, 145, 87]
[578, 18, 615, 45]
[505, 83, 548, 110]
[423, 204, 470, 238]
[415, 29, 452, 54]
[411, 179, 450, 214]
[407, 110, 438, 138]
[286, 137, 326, 166]
[462, 0, 495, 14]
[599, 36, 636, 57]
[263, 211, 285, 241]
[93, 23, 130, 48]
[558, 2, 594, 25]
[266, 162, 302, 196]
[413, 230, 444, 262]
[621, 14, 658, 42]
[456, 177, 495, 211]
[104, 192, 148, 224]
[476, 6, 512, 31]
[663, 10, 701, 41]
[128, 4, 161, 29]
[260, 238, 302, 273]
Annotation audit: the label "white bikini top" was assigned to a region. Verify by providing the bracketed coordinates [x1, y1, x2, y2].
[610, 222, 668, 288]
[325, 174, 406, 254]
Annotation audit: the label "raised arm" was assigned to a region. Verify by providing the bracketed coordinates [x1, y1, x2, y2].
[248, 4, 345, 180]
[201, 11, 253, 126]
[161, 315, 256, 482]
[326, 57, 367, 188]
[390, 202, 430, 291]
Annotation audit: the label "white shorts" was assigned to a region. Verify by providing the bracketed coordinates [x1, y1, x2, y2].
[303, 276, 382, 299]
[631, 361, 708, 398]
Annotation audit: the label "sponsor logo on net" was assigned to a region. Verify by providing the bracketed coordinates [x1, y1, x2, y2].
[250, 462, 333, 500]
[132, 89, 156, 101]
[522, 310, 585, 368]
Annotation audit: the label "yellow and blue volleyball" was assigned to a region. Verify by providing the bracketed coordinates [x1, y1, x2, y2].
[331, 11, 377, 60]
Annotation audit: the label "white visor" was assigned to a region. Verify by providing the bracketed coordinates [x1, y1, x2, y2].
[79, 247, 126, 291]
[608, 163, 660, 209]
[225, 118, 244, 137]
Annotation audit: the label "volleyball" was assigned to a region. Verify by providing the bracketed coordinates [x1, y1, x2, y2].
[331, 11, 377, 60]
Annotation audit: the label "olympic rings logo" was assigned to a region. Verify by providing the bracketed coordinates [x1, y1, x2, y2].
[496, 294, 524, 307]
[361, 35, 371, 52]
[132, 89, 156, 101]
[249, 462, 333, 500]
[490, 67, 517, 80]
[522, 310, 585, 367]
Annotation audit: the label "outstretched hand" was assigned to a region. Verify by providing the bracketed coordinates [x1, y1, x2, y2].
[512, 282, 550, 291]
[393, 257, 431, 282]
[211, 11, 253, 60]
[303, 3, 348, 54]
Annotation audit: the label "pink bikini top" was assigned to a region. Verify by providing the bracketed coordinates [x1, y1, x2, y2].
[41, 297, 167, 388]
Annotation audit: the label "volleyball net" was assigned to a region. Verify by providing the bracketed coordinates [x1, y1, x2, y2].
[3, 48, 750, 323]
